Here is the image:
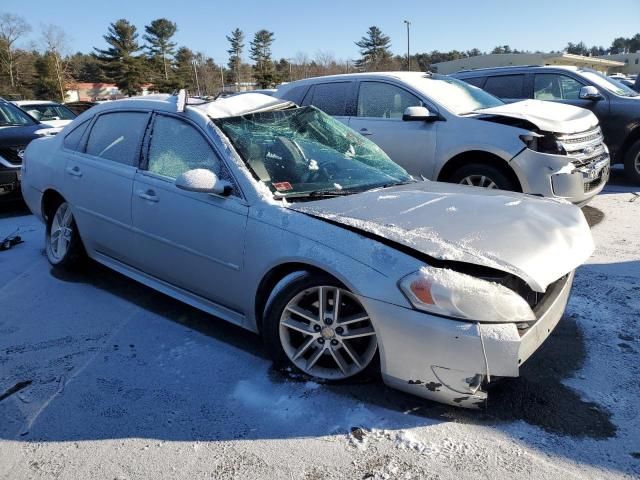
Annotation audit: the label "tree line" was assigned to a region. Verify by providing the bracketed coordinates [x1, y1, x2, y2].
[1, 11, 638, 102]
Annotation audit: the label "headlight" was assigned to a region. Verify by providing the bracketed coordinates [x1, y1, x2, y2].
[519, 133, 564, 155]
[399, 267, 536, 323]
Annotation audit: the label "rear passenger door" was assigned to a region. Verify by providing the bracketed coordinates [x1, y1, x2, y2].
[482, 74, 527, 103]
[348, 81, 437, 177]
[63, 111, 150, 266]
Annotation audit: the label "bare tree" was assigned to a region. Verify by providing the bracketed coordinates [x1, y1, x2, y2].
[0, 13, 31, 89]
[41, 24, 69, 101]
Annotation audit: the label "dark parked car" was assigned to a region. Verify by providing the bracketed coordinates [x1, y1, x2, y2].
[64, 101, 98, 116]
[453, 66, 640, 183]
[0, 98, 57, 197]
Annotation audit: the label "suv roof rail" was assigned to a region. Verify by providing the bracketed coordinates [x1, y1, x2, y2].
[455, 65, 542, 74]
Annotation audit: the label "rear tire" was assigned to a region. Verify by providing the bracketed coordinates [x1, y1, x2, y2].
[623, 140, 640, 185]
[448, 163, 518, 191]
[45, 200, 85, 269]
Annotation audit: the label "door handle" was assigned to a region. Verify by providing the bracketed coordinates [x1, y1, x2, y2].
[359, 128, 373, 136]
[65, 166, 82, 177]
[137, 190, 158, 202]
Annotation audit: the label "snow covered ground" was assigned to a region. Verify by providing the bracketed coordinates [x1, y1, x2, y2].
[0, 169, 638, 479]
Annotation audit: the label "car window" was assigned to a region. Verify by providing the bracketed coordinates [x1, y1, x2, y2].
[357, 82, 423, 119]
[85, 112, 148, 166]
[63, 120, 90, 151]
[309, 82, 350, 116]
[463, 77, 486, 88]
[534, 74, 583, 100]
[27, 104, 76, 121]
[0, 102, 37, 126]
[147, 115, 221, 179]
[483, 74, 525, 98]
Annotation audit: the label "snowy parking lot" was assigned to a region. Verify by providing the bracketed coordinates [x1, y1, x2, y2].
[0, 169, 639, 480]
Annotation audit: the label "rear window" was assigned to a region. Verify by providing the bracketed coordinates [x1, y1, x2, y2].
[309, 82, 350, 116]
[63, 120, 90, 151]
[86, 112, 148, 166]
[483, 74, 525, 99]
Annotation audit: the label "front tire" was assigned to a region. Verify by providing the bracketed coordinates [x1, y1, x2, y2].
[263, 272, 378, 382]
[623, 140, 640, 185]
[449, 163, 518, 191]
[45, 201, 85, 269]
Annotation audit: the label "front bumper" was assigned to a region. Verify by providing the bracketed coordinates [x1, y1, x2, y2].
[360, 270, 575, 408]
[510, 148, 609, 207]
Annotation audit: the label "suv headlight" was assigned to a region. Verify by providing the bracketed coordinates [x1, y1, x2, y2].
[399, 267, 535, 323]
[519, 133, 564, 155]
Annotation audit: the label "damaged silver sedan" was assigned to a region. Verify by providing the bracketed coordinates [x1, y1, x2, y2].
[21, 93, 594, 407]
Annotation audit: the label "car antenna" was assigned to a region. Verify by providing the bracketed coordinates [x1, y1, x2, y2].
[176, 89, 187, 113]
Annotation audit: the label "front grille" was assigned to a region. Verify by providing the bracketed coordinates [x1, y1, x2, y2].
[584, 174, 605, 192]
[0, 146, 25, 165]
[557, 128, 603, 146]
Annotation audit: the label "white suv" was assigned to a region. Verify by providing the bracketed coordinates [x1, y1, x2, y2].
[275, 72, 610, 206]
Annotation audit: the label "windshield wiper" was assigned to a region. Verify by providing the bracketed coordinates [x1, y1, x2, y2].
[276, 189, 356, 200]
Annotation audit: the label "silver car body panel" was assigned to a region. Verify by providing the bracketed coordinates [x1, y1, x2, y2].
[20, 93, 594, 407]
[275, 72, 610, 205]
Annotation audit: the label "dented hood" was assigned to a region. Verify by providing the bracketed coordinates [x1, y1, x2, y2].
[473, 99, 599, 134]
[287, 182, 594, 292]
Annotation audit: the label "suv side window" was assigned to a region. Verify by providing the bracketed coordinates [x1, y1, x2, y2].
[63, 119, 90, 152]
[483, 74, 525, 98]
[357, 82, 423, 118]
[147, 115, 221, 180]
[534, 74, 583, 100]
[309, 82, 350, 116]
[85, 112, 149, 166]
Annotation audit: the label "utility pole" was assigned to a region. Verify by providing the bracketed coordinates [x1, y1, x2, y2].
[220, 64, 225, 92]
[404, 20, 411, 71]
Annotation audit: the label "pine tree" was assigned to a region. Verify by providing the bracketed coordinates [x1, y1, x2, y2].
[173, 46, 196, 90]
[144, 18, 177, 86]
[250, 29, 276, 88]
[226, 28, 244, 91]
[93, 19, 145, 96]
[355, 26, 392, 71]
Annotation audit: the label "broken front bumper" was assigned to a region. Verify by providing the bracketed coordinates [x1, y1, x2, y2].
[361, 271, 575, 408]
[510, 147, 609, 207]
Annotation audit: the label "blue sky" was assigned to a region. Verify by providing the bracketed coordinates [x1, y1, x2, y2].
[4, 0, 640, 62]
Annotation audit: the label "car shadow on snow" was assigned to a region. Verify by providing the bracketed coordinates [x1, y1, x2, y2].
[47, 259, 616, 441]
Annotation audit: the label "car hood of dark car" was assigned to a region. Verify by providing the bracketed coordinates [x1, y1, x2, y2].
[286, 181, 594, 292]
[0, 123, 58, 144]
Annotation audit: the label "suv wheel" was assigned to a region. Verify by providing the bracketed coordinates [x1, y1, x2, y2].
[623, 139, 640, 185]
[449, 163, 518, 191]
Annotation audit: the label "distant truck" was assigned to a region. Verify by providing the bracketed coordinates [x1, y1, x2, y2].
[453, 66, 640, 184]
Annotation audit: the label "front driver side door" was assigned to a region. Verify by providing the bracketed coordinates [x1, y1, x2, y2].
[348, 81, 437, 177]
[132, 113, 249, 314]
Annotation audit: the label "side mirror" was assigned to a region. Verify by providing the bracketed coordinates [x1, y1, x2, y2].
[175, 169, 232, 196]
[579, 85, 602, 101]
[402, 106, 437, 122]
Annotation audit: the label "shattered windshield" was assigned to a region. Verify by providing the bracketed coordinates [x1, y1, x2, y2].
[215, 106, 412, 198]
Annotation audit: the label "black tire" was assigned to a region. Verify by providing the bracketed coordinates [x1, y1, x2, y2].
[623, 140, 640, 185]
[448, 163, 518, 191]
[263, 271, 379, 383]
[45, 200, 85, 269]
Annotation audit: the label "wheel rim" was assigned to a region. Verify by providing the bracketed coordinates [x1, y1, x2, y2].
[49, 203, 73, 261]
[635, 152, 640, 174]
[279, 286, 377, 380]
[459, 175, 498, 189]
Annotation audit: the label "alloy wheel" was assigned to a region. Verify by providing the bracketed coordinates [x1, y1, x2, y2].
[459, 175, 498, 189]
[49, 202, 74, 261]
[279, 286, 377, 380]
[635, 152, 640, 174]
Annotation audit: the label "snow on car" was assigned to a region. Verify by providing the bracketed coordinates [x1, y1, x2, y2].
[19, 91, 594, 407]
